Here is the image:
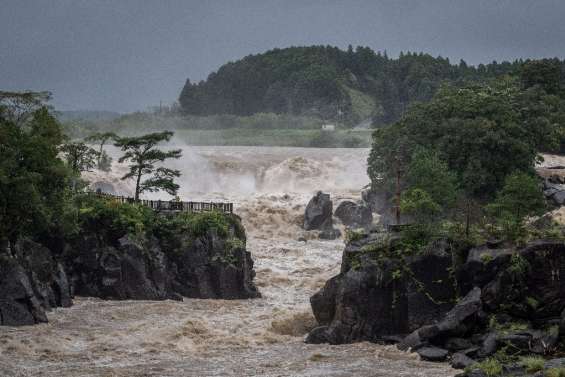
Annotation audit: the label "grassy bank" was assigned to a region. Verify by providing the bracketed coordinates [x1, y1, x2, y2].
[174, 128, 373, 147]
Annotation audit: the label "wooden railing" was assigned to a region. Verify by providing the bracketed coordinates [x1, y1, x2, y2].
[89, 191, 233, 214]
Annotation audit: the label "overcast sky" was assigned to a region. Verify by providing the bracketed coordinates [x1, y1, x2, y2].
[2, 0, 565, 113]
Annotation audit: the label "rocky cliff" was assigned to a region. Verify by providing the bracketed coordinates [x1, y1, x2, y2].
[0, 213, 259, 326]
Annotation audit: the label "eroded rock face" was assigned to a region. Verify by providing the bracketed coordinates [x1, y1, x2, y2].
[0, 239, 72, 326]
[307, 232, 456, 344]
[0, 215, 260, 326]
[68, 234, 175, 300]
[168, 229, 260, 299]
[68, 226, 260, 301]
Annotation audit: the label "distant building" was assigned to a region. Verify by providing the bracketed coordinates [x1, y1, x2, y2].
[321, 124, 336, 131]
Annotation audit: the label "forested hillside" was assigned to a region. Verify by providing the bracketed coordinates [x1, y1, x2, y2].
[179, 45, 529, 126]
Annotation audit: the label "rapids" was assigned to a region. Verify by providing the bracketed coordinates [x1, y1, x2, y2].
[0, 146, 456, 376]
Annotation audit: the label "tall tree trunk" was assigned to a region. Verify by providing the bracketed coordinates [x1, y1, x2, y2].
[135, 168, 142, 202]
[465, 200, 470, 238]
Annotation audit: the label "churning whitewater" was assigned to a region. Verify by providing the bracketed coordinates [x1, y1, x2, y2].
[0, 146, 456, 377]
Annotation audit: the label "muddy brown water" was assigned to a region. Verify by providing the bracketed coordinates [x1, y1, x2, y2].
[0, 147, 456, 376]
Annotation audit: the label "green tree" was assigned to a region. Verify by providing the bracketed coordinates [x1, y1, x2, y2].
[486, 172, 545, 240]
[85, 131, 116, 171]
[520, 59, 562, 95]
[400, 188, 441, 223]
[487, 172, 545, 222]
[60, 142, 98, 175]
[114, 131, 182, 201]
[405, 148, 458, 209]
[0, 94, 69, 252]
[369, 78, 560, 200]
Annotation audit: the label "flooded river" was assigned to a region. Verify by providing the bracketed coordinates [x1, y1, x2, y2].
[0, 147, 456, 377]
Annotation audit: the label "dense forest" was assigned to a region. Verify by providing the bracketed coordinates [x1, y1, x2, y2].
[179, 45, 551, 126]
[367, 58, 565, 240]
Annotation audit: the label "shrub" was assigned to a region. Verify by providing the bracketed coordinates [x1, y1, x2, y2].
[546, 368, 565, 377]
[345, 229, 365, 243]
[78, 196, 155, 238]
[471, 358, 503, 377]
[520, 356, 545, 373]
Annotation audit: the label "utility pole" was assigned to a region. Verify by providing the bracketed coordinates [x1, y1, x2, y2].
[394, 158, 402, 225]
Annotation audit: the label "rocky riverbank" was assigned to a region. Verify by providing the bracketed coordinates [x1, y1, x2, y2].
[0, 211, 259, 327]
[306, 227, 565, 376]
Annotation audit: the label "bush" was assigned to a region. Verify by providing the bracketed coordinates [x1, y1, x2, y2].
[470, 358, 503, 377]
[546, 368, 565, 377]
[77, 196, 155, 239]
[520, 356, 545, 373]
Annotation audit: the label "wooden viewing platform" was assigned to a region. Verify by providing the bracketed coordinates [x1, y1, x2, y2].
[90, 191, 234, 214]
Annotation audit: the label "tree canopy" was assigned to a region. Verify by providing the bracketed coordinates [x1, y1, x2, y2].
[0, 93, 69, 248]
[368, 76, 563, 200]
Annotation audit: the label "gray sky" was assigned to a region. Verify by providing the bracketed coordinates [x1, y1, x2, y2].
[2, 0, 565, 113]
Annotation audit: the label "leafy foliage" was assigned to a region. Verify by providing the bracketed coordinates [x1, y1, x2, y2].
[486, 172, 546, 240]
[60, 142, 98, 174]
[369, 78, 561, 200]
[85, 131, 116, 171]
[0, 93, 69, 247]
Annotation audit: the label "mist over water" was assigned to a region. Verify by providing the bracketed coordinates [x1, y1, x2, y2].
[0, 146, 456, 376]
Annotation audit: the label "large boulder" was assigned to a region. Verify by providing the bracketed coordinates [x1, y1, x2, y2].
[304, 191, 333, 231]
[334, 200, 373, 229]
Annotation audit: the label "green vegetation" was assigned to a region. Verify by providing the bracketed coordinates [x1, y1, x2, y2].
[114, 131, 182, 201]
[60, 142, 98, 175]
[520, 356, 545, 373]
[468, 357, 503, 377]
[368, 59, 565, 244]
[85, 132, 116, 171]
[486, 172, 546, 240]
[0, 91, 240, 257]
[0, 92, 70, 249]
[546, 368, 565, 377]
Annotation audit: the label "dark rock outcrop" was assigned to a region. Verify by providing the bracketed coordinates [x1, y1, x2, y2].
[0, 239, 73, 326]
[334, 200, 373, 229]
[167, 228, 259, 299]
[1, 214, 259, 326]
[307, 233, 565, 371]
[68, 225, 259, 301]
[0, 256, 48, 326]
[303, 191, 333, 231]
[416, 346, 449, 362]
[68, 234, 176, 300]
[307, 232, 456, 344]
